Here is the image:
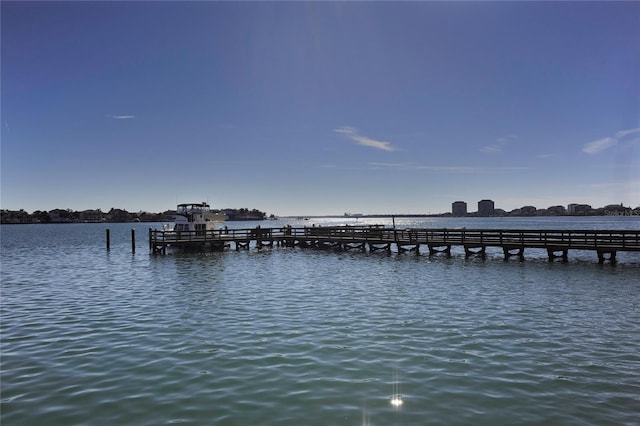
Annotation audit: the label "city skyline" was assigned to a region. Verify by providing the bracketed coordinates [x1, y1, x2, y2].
[2, 2, 639, 216]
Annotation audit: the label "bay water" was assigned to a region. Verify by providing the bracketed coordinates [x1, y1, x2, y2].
[1, 217, 639, 425]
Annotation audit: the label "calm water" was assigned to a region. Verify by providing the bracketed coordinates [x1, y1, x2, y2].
[1, 217, 639, 425]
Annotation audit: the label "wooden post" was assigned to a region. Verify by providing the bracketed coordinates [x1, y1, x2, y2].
[392, 215, 398, 249]
[106, 229, 110, 251]
[131, 228, 136, 253]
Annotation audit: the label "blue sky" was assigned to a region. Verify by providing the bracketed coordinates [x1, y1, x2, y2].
[2, 1, 639, 216]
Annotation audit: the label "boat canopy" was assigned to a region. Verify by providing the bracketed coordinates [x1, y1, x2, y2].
[177, 202, 211, 215]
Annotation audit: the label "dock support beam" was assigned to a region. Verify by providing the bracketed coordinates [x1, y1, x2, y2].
[281, 238, 294, 247]
[428, 245, 451, 257]
[597, 250, 617, 265]
[369, 243, 391, 253]
[235, 241, 250, 250]
[298, 240, 311, 248]
[151, 243, 166, 255]
[547, 248, 568, 262]
[210, 241, 227, 252]
[503, 246, 525, 260]
[318, 241, 341, 250]
[464, 245, 486, 258]
[398, 244, 420, 254]
[343, 242, 366, 251]
[257, 240, 274, 249]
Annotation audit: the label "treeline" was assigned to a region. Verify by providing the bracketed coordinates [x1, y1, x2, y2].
[1, 207, 268, 224]
[1, 208, 172, 224]
[225, 208, 267, 221]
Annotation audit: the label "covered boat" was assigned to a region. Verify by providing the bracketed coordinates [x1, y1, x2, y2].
[171, 202, 226, 234]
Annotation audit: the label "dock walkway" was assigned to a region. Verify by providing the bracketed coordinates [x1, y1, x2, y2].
[149, 226, 640, 264]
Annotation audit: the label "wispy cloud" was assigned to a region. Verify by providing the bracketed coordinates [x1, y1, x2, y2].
[368, 162, 529, 174]
[417, 165, 529, 174]
[583, 128, 640, 155]
[112, 115, 136, 119]
[480, 144, 504, 153]
[334, 126, 398, 152]
[583, 137, 617, 154]
[615, 128, 640, 139]
[480, 134, 518, 154]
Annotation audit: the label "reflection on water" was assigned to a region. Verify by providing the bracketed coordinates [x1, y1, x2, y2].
[390, 366, 403, 408]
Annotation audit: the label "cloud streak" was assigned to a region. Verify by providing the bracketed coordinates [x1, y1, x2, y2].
[480, 134, 518, 154]
[112, 115, 136, 119]
[583, 137, 617, 154]
[480, 144, 504, 153]
[583, 128, 640, 154]
[334, 126, 398, 152]
[368, 162, 529, 174]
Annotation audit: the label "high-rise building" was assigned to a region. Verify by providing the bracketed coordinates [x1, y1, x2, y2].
[452, 201, 467, 217]
[478, 199, 495, 217]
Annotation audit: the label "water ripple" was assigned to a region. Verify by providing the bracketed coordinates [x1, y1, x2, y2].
[2, 224, 639, 425]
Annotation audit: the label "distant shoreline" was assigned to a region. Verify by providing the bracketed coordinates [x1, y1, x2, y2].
[3, 203, 639, 225]
[2, 211, 638, 225]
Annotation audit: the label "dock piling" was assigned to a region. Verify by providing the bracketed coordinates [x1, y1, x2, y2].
[464, 245, 486, 258]
[547, 248, 568, 262]
[503, 246, 525, 261]
[597, 250, 617, 265]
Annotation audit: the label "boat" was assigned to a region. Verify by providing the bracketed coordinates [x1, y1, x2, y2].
[169, 202, 226, 233]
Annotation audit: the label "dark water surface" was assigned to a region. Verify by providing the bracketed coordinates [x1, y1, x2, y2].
[2, 217, 639, 425]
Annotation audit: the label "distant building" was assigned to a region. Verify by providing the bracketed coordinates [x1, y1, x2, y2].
[547, 205, 566, 215]
[604, 204, 631, 216]
[49, 208, 76, 223]
[452, 201, 467, 217]
[569, 204, 592, 215]
[478, 199, 495, 217]
[79, 209, 103, 223]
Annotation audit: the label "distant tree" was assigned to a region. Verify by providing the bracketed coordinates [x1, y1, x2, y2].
[107, 208, 133, 222]
[32, 210, 51, 223]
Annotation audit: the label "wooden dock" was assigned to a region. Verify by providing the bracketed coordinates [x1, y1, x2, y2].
[149, 225, 640, 264]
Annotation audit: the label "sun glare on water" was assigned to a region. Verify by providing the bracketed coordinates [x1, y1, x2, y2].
[390, 366, 404, 408]
[390, 395, 403, 407]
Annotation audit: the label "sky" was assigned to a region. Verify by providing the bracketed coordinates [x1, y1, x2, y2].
[1, 1, 639, 216]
